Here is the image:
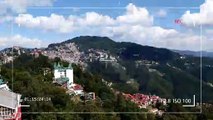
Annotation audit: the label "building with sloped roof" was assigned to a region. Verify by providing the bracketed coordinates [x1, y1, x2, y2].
[53, 63, 73, 89]
[0, 90, 22, 120]
[70, 84, 84, 95]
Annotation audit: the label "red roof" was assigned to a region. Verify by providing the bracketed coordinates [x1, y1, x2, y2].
[123, 93, 163, 106]
[73, 84, 83, 90]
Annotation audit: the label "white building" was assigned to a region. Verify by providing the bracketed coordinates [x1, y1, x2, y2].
[53, 63, 91, 97]
[0, 77, 22, 120]
[70, 84, 84, 95]
[53, 63, 73, 89]
[0, 90, 22, 120]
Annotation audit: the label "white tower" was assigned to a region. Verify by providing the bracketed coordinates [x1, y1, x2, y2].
[53, 63, 74, 89]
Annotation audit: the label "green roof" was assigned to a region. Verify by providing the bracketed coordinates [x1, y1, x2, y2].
[55, 77, 69, 85]
[54, 63, 73, 70]
[0, 79, 5, 85]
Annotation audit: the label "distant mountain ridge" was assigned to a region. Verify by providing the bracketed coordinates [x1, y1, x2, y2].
[174, 50, 213, 58]
[48, 36, 180, 62]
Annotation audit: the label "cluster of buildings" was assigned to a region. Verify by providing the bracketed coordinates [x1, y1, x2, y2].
[0, 55, 13, 64]
[30, 44, 118, 69]
[0, 78, 22, 120]
[42, 43, 85, 67]
[53, 63, 95, 100]
[135, 60, 159, 68]
[0, 46, 27, 64]
[30, 49, 42, 58]
[123, 93, 166, 109]
[0, 43, 118, 70]
[87, 49, 117, 63]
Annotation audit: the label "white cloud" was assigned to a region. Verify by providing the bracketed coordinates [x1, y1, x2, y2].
[0, 0, 55, 14]
[81, 12, 115, 26]
[180, 0, 213, 51]
[15, 13, 116, 33]
[0, 35, 47, 48]
[15, 14, 75, 33]
[102, 25, 209, 51]
[14, 3, 153, 33]
[116, 3, 153, 26]
[13, 3, 212, 51]
[181, 0, 213, 26]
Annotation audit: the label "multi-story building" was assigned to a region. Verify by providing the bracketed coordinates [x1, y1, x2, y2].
[53, 63, 73, 89]
[0, 90, 22, 120]
[53, 63, 85, 96]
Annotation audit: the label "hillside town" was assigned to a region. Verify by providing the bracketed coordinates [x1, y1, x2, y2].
[101, 78, 167, 114]
[0, 44, 118, 67]
[123, 93, 167, 109]
[42, 43, 85, 66]
[123, 93, 166, 114]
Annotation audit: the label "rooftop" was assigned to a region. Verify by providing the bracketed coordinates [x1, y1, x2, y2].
[0, 90, 21, 109]
[73, 84, 83, 90]
[54, 63, 73, 70]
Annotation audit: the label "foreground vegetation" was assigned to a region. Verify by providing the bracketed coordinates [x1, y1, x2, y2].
[0, 54, 212, 120]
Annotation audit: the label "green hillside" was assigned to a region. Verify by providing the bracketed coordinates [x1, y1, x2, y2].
[63, 36, 213, 102]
